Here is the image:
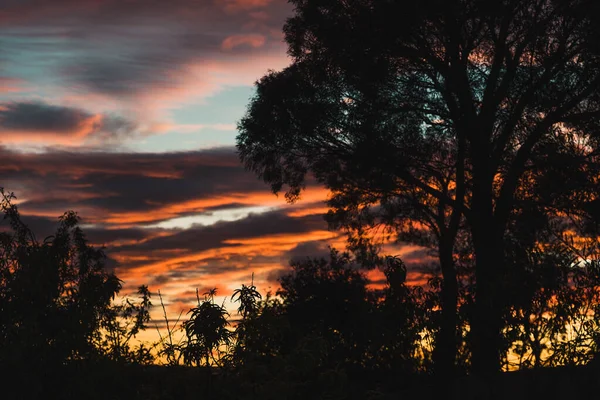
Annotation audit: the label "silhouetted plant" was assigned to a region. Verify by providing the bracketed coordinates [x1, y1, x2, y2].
[277, 249, 377, 370]
[230, 274, 263, 363]
[375, 256, 432, 372]
[0, 188, 121, 367]
[182, 288, 232, 367]
[499, 211, 600, 369]
[232, 273, 262, 319]
[154, 289, 186, 366]
[230, 290, 289, 369]
[98, 284, 154, 364]
[233, 249, 426, 376]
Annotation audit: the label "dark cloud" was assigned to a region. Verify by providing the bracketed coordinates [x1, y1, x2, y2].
[151, 274, 172, 286]
[0, 0, 290, 27]
[0, 101, 139, 144]
[85, 226, 162, 246]
[1, 212, 166, 249]
[203, 202, 255, 212]
[0, 145, 242, 175]
[0, 102, 89, 133]
[120, 209, 326, 255]
[402, 247, 435, 263]
[73, 54, 192, 97]
[0, 146, 272, 220]
[265, 267, 291, 283]
[0, 213, 62, 240]
[285, 240, 331, 264]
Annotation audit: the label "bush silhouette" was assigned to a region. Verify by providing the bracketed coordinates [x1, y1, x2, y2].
[0, 189, 121, 367]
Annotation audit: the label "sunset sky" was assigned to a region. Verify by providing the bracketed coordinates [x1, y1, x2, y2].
[0, 0, 430, 329]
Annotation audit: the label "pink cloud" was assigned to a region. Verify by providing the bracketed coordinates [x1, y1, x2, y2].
[221, 33, 267, 50]
[218, 0, 275, 13]
[0, 77, 25, 94]
[0, 0, 293, 145]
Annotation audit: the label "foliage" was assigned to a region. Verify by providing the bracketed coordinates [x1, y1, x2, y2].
[232, 273, 262, 319]
[501, 214, 600, 369]
[98, 284, 154, 364]
[182, 288, 232, 367]
[154, 289, 186, 366]
[229, 249, 426, 379]
[0, 188, 154, 370]
[237, 0, 600, 374]
[0, 188, 121, 366]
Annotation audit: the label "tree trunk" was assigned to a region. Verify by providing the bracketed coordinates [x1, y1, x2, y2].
[470, 216, 504, 375]
[434, 241, 459, 377]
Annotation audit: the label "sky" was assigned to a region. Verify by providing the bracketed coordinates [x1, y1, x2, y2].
[0, 0, 431, 334]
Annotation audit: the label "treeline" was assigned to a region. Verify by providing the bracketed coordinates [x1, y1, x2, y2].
[3, 187, 600, 399]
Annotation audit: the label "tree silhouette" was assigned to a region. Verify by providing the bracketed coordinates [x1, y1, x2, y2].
[237, 0, 600, 374]
[376, 255, 433, 372]
[500, 202, 600, 369]
[278, 249, 377, 370]
[99, 284, 154, 364]
[182, 288, 232, 367]
[0, 188, 160, 400]
[231, 274, 263, 363]
[236, 250, 424, 373]
[0, 188, 122, 368]
[231, 290, 289, 368]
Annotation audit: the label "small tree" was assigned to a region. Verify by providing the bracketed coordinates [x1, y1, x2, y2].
[182, 288, 232, 367]
[231, 274, 262, 363]
[0, 189, 122, 369]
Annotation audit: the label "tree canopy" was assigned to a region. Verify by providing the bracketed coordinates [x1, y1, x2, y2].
[237, 0, 600, 374]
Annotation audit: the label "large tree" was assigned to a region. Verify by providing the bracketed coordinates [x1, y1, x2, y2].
[237, 0, 600, 374]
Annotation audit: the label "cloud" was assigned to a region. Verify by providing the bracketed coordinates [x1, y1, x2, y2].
[1, 153, 431, 326]
[0, 0, 292, 103]
[0, 145, 331, 229]
[0, 146, 332, 229]
[0, 145, 431, 281]
[219, 0, 275, 13]
[0, 77, 24, 93]
[1, 145, 335, 288]
[0, 0, 431, 330]
[285, 240, 331, 263]
[0, 102, 93, 133]
[0, 0, 294, 157]
[118, 209, 329, 255]
[222, 34, 266, 50]
[0, 101, 141, 146]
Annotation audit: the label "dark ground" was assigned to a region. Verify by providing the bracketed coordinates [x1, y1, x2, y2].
[3, 362, 599, 400]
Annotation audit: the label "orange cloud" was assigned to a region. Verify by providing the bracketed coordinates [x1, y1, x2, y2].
[103, 186, 329, 226]
[116, 230, 337, 279]
[222, 34, 266, 50]
[286, 205, 330, 217]
[124, 52, 291, 122]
